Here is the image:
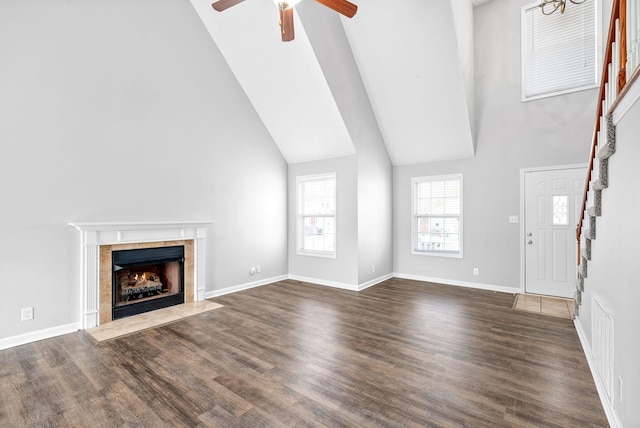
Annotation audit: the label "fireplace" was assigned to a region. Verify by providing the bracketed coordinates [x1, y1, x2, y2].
[112, 245, 185, 320]
[69, 221, 211, 329]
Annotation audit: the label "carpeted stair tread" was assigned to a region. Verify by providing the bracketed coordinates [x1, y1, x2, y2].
[598, 160, 609, 188]
[588, 204, 600, 217]
[579, 258, 588, 278]
[598, 143, 616, 160]
[576, 274, 584, 292]
[585, 228, 595, 240]
[592, 180, 605, 191]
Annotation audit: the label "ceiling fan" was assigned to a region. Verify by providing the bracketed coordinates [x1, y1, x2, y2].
[211, 0, 358, 42]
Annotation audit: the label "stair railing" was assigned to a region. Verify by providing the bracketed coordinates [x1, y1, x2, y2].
[576, 0, 638, 264]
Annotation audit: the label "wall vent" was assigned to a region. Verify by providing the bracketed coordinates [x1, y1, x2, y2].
[592, 295, 615, 401]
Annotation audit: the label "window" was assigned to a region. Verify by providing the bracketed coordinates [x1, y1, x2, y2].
[552, 195, 569, 225]
[521, 0, 598, 101]
[412, 174, 463, 258]
[297, 173, 336, 258]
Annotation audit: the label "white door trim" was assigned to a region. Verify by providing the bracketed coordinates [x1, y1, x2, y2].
[519, 164, 588, 294]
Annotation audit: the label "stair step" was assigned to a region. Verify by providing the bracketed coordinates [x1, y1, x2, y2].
[574, 289, 582, 305]
[598, 114, 617, 160]
[588, 215, 597, 234]
[586, 188, 602, 211]
[598, 159, 609, 188]
[585, 228, 595, 240]
[598, 142, 616, 160]
[579, 258, 588, 278]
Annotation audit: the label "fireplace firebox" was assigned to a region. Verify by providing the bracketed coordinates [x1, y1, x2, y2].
[112, 245, 185, 320]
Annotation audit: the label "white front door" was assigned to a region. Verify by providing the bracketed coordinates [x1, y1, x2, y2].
[524, 167, 586, 298]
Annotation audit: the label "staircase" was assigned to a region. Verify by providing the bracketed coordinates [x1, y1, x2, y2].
[575, 0, 638, 316]
[575, 114, 616, 315]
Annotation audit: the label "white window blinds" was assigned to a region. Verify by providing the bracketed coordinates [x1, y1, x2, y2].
[522, 0, 597, 100]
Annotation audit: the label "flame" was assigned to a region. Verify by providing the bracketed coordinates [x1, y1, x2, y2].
[132, 273, 147, 283]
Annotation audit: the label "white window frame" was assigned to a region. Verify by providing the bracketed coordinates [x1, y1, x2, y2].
[411, 174, 463, 258]
[521, 0, 601, 101]
[296, 172, 337, 259]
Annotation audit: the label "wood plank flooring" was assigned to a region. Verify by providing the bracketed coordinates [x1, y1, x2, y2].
[0, 278, 608, 427]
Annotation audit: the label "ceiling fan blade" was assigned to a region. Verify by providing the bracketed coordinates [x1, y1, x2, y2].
[279, 5, 295, 42]
[211, 0, 245, 12]
[314, 0, 357, 18]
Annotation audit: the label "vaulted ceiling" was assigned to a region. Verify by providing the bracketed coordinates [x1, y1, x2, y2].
[190, 0, 483, 165]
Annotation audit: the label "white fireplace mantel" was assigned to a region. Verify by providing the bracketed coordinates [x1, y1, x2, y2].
[69, 221, 212, 329]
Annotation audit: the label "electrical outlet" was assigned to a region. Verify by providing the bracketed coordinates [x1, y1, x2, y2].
[473, 268, 479, 276]
[372, 265, 375, 273]
[256, 265, 261, 273]
[250, 267, 256, 276]
[21, 307, 34, 321]
[509, 215, 519, 224]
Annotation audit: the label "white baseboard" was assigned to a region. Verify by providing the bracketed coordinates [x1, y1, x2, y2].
[204, 275, 289, 299]
[0, 322, 81, 351]
[574, 318, 623, 428]
[358, 273, 393, 291]
[392, 272, 521, 295]
[287, 274, 358, 291]
[288, 273, 393, 291]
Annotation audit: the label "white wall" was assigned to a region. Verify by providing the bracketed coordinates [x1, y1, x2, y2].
[577, 95, 640, 427]
[293, 3, 394, 286]
[393, 0, 598, 289]
[0, 0, 287, 341]
[451, 0, 475, 141]
[288, 156, 359, 287]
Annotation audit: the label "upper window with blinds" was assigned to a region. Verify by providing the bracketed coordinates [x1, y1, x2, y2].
[297, 172, 336, 258]
[411, 174, 463, 258]
[521, 0, 598, 101]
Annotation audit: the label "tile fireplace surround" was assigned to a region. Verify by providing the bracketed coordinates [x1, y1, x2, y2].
[69, 221, 211, 329]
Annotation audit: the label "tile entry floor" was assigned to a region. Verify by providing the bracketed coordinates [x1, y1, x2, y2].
[513, 293, 574, 319]
[86, 300, 223, 343]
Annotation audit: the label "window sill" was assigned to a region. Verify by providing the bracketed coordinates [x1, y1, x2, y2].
[411, 249, 463, 259]
[296, 250, 336, 259]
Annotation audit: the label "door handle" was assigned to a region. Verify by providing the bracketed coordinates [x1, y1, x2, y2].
[528, 240, 533, 245]
[527, 232, 533, 237]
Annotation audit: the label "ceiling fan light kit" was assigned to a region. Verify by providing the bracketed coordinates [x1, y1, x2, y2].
[211, 0, 358, 42]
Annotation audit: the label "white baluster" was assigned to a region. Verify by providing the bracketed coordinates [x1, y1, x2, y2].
[613, 38, 618, 99]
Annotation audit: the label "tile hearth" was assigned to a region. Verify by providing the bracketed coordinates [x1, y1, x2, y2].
[513, 293, 574, 319]
[86, 300, 223, 343]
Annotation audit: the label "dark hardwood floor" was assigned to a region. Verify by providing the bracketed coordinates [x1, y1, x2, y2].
[0, 278, 608, 427]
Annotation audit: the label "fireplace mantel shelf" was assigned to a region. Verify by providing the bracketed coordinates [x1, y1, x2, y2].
[69, 220, 213, 329]
[69, 220, 214, 231]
